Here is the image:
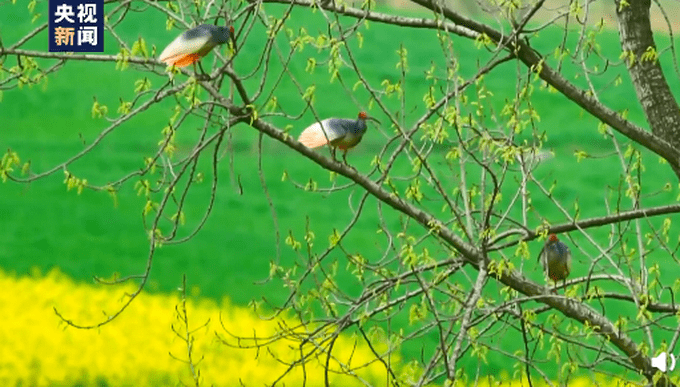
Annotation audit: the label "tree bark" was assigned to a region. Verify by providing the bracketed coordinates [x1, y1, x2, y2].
[615, 0, 680, 152]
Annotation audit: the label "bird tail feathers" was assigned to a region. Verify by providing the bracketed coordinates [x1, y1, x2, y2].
[298, 123, 332, 148]
[161, 53, 202, 67]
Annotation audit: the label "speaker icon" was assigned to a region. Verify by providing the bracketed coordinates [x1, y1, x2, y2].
[651, 352, 676, 372]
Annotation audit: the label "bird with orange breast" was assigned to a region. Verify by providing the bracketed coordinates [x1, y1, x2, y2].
[538, 233, 572, 293]
[159, 24, 235, 68]
[298, 111, 379, 162]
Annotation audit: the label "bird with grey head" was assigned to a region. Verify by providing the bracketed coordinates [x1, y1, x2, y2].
[298, 111, 379, 162]
[538, 233, 572, 293]
[159, 24, 235, 69]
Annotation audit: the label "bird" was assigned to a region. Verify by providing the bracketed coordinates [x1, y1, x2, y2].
[159, 24, 235, 68]
[297, 111, 379, 162]
[538, 233, 572, 292]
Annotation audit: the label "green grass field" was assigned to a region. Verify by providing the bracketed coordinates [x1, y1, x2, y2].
[2, 1, 680, 382]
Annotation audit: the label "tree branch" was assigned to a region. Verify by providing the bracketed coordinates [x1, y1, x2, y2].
[490, 203, 680, 249]
[0, 48, 159, 66]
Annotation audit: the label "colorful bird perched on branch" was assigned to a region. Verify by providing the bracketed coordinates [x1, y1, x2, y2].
[298, 111, 379, 162]
[159, 24, 235, 68]
[538, 233, 572, 292]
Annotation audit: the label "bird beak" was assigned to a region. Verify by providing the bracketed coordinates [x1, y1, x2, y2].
[230, 34, 237, 50]
[366, 116, 381, 125]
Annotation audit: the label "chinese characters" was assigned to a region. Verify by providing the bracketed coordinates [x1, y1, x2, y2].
[49, 0, 103, 52]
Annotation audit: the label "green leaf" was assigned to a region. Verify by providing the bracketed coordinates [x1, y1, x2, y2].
[91, 99, 108, 119]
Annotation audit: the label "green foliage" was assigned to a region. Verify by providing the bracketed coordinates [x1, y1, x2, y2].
[131, 38, 150, 58]
[3, 4, 680, 384]
[91, 98, 108, 118]
[63, 170, 88, 194]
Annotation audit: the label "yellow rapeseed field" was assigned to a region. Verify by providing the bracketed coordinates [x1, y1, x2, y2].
[0, 268, 389, 386]
[0, 268, 663, 386]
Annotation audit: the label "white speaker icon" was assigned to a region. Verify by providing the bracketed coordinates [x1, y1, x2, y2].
[651, 352, 676, 372]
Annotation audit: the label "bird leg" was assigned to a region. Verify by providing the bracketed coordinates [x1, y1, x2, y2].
[550, 279, 566, 295]
[342, 150, 349, 165]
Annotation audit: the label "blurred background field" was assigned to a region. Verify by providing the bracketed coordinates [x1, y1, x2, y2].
[2, 0, 680, 385]
[0, 268, 390, 386]
[0, 268, 642, 386]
